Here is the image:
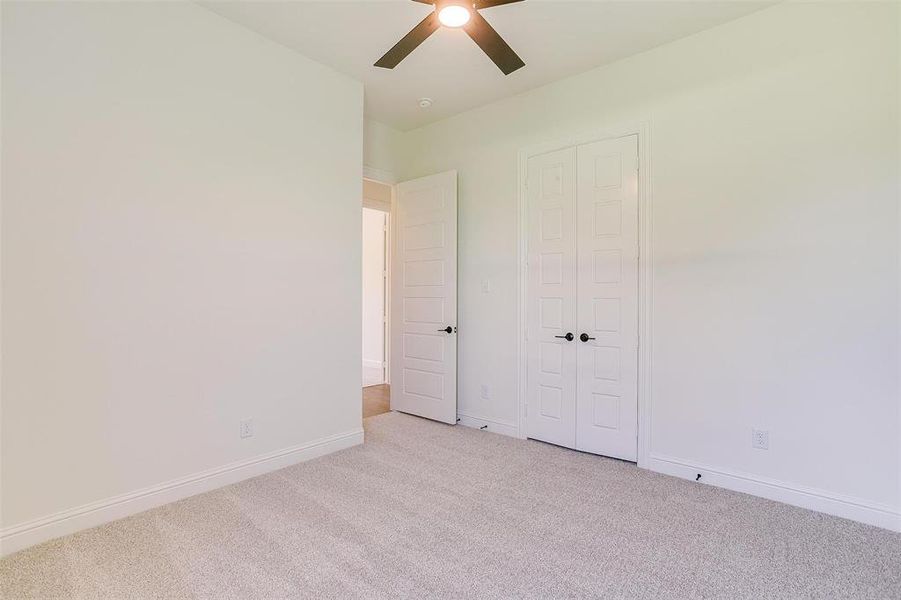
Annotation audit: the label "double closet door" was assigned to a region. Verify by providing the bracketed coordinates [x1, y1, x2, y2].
[526, 135, 639, 461]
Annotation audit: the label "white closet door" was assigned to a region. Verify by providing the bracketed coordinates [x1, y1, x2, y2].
[526, 148, 578, 448]
[391, 170, 458, 425]
[575, 135, 639, 461]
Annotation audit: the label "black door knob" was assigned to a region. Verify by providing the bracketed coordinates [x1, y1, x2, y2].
[438, 326, 453, 334]
[580, 333, 596, 342]
[555, 332, 574, 342]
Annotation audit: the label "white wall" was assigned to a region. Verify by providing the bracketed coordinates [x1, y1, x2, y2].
[363, 178, 392, 210]
[364, 119, 403, 179]
[1, 1, 364, 552]
[362, 207, 386, 385]
[396, 1, 900, 527]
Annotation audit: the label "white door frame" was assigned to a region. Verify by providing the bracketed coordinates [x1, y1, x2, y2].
[516, 122, 653, 467]
[363, 166, 397, 385]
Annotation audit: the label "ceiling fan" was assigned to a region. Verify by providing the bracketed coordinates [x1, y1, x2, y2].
[374, 0, 526, 75]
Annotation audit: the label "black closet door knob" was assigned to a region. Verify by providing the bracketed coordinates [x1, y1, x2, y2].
[555, 332, 574, 342]
[580, 333, 595, 342]
[438, 326, 453, 334]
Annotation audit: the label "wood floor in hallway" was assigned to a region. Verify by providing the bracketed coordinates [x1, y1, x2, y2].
[363, 384, 390, 419]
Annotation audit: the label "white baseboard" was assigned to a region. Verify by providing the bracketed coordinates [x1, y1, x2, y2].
[0, 428, 364, 557]
[362, 361, 384, 387]
[457, 412, 519, 438]
[645, 452, 901, 532]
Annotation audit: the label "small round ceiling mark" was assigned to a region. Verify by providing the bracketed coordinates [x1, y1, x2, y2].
[418, 98, 434, 109]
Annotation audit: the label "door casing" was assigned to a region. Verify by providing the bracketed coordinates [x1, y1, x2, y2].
[363, 166, 397, 385]
[516, 123, 652, 467]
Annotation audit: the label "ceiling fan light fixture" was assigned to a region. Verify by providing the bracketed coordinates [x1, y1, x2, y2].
[437, 5, 471, 28]
[374, 0, 525, 75]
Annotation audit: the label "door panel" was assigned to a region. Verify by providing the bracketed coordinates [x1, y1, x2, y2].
[575, 135, 639, 460]
[390, 171, 457, 424]
[526, 148, 577, 448]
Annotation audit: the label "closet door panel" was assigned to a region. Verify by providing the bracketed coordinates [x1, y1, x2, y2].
[526, 148, 578, 448]
[575, 135, 639, 461]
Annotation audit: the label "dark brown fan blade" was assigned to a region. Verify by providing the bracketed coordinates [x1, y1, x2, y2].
[375, 12, 441, 69]
[463, 10, 525, 75]
[411, 0, 434, 4]
[475, 0, 525, 8]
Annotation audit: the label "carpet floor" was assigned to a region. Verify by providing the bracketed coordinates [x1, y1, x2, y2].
[2, 412, 900, 599]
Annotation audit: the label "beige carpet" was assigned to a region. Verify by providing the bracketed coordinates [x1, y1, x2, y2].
[3, 412, 900, 599]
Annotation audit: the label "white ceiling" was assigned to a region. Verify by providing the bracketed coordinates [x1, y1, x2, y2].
[201, 0, 774, 130]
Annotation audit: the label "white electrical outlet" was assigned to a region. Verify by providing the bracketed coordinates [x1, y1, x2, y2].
[751, 429, 769, 450]
[481, 278, 491, 294]
[240, 419, 254, 439]
[480, 384, 490, 400]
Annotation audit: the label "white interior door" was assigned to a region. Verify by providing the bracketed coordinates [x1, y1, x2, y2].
[526, 148, 578, 447]
[390, 170, 458, 424]
[575, 135, 639, 460]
